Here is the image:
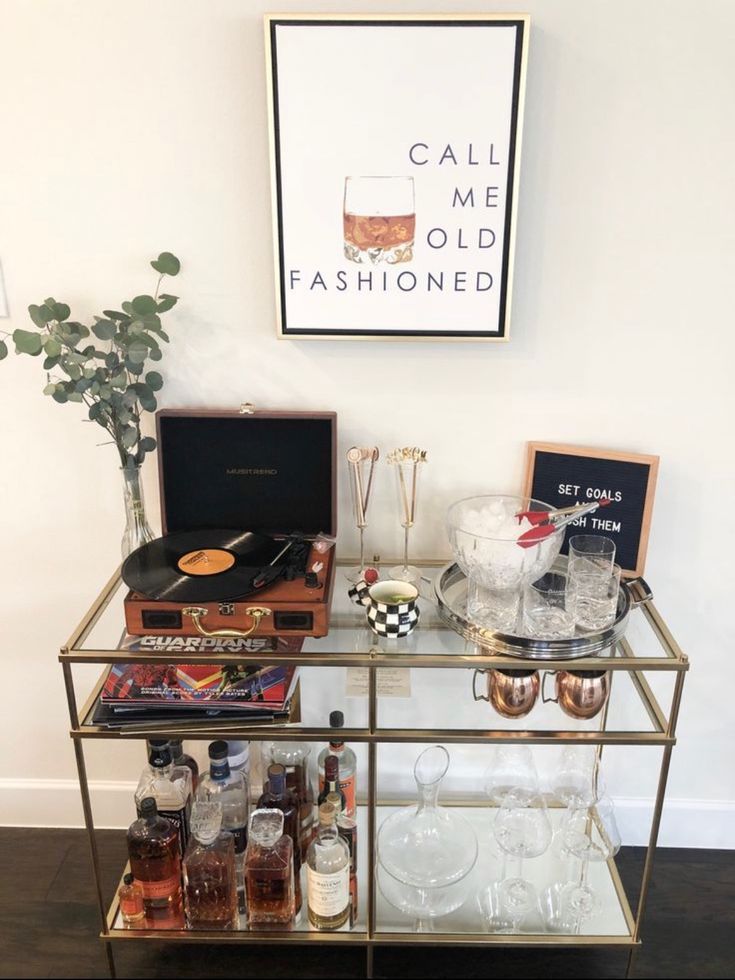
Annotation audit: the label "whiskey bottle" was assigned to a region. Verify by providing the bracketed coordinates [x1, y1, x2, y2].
[134, 740, 192, 857]
[169, 739, 199, 794]
[126, 797, 184, 926]
[318, 711, 357, 817]
[317, 755, 346, 813]
[118, 873, 144, 926]
[244, 808, 295, 929]
[264, 741, 314, 859]
[196, 740, 250, 913]
[306, 802, 350, 931]
[257, 763, 303, 914]
[323, 789, 358, 926]
[183, 801, 238, 930]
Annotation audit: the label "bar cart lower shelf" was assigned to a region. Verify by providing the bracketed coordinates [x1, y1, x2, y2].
[60, 561, 688, 978]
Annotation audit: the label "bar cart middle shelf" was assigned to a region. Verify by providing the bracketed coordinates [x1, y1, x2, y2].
[60, 560, 688, 978]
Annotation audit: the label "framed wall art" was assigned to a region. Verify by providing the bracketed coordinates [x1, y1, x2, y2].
[522, 442, 660, 577]
[265, 14, 530, 340]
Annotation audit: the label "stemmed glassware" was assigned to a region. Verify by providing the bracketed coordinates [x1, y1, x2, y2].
[559, 795, 621, 933]
[493, 792, 552, 932]
[388, 447, 427, 584]
[479, 746, 551, 934]
[344, 446, 379, 584]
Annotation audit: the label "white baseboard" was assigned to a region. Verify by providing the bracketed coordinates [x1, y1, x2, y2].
[0, 779, 733, 848]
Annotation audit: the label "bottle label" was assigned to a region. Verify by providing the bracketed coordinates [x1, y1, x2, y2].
[156, 805, 191, 855]
[227, 824, 248, 854]
[307, 865, 349, 918]
[318, 774, 355, 816]
[210, 760, 230, 781]
[137, 875, 181, 901]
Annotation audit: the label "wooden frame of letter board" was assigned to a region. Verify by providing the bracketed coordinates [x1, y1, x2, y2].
[521, 442, 659, 578]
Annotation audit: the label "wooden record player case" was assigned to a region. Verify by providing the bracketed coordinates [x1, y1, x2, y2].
[123, 406, 337, 639]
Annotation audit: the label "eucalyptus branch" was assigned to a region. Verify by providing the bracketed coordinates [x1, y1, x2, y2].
[1, 252, 180, 470]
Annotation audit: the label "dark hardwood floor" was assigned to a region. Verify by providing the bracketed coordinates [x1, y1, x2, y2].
[1, 828, 732, 978]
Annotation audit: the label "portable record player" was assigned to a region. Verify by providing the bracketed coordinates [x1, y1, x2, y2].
[123, 406, 337, 638]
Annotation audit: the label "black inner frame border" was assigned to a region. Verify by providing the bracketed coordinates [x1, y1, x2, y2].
[269, 18, 526, 339]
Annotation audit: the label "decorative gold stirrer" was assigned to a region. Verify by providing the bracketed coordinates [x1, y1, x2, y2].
[387, 447, 427, 584]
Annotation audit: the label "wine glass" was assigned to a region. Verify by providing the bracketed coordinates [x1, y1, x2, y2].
[493, 793, 552, 933]
[560, 795, 621, 933]
[484, 745, 541, 806]
[387, 447, 426, 584]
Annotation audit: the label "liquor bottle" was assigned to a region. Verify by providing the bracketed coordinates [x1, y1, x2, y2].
[118, 873, 144, 926]
[322, 788, 358, 926]
[306, 802, 350, 931]
[126, 797, 184, 926]
[317, 755, 346, 814]
[183, 801, 238, 930]
[265, 741, 314, 858]
[244, 808, 295, 929]
[134, 740, 193, 856]
[196, 740, 250, 912]
[169, 739, 199, 794]
[318, 711, 357, 817]
[257, 763, 302, 913]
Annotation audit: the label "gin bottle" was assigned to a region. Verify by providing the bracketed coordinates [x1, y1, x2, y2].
[126, 798, 184, 926]
[318, 711, 357, 817]
[244, 808, 295, 928]
[306, 802, 350, 931]
[134, 740, 193, 856]
[196, 740, 250, 911]
[183, 801, 238, 930]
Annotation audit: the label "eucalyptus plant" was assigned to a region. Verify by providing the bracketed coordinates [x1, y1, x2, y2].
[0, 252, 180, 470]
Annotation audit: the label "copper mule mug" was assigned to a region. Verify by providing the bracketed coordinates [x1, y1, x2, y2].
[542, 670, 610, 720]
[472, 668, 540, 719]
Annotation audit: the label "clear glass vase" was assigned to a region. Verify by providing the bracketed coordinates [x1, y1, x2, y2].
[377, 745, 478, 931]
[120, 465, 155, 558]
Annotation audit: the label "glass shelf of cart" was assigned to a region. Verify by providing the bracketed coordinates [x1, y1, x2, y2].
[373, 806, 633, 941]
[70, 577, 676, 671]
[106, 807, 369, 940]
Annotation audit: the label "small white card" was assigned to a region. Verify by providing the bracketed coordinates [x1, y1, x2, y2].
[345, 667, 411, 698]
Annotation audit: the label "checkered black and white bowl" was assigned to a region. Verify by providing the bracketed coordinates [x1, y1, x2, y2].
[365, 580, 420, 638]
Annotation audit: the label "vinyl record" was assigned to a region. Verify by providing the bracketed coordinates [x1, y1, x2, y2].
[121, 529, 283, 602]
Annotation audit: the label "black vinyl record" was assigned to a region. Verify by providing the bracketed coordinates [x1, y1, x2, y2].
[121, 529, 283, 602]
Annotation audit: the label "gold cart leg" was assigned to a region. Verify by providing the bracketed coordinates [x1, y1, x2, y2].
[367, 662, 378, 973]
[64, 661, 116, 979]
[633, 663, 687, 945]
[626, 944, 638, 978]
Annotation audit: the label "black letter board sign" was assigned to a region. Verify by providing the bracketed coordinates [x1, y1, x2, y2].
[522, 442, 659, 577]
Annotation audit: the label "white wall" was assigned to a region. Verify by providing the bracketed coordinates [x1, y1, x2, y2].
[0, 0, 732, 845]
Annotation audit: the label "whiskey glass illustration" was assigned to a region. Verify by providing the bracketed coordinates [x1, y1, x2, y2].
[343, 176, 415, 265]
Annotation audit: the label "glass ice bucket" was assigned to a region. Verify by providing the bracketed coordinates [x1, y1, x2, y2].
[446, 495, 565, 632]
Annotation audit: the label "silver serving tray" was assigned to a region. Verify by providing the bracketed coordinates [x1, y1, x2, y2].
[433, 559, 650, 660]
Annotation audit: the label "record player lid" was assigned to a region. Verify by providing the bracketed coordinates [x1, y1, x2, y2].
[156, 409, 336, 537]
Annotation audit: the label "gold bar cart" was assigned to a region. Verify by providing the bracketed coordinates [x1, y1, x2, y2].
[59, 560, 688, 979]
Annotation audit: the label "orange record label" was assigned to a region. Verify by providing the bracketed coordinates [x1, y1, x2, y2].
[177, 548, 236, 576]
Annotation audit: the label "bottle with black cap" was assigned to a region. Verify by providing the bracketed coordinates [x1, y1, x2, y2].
[317, 711, 356, 817]
[196, 740, 250, 912]
[126, 797, 184, 924]
[134, 739, 193, 856]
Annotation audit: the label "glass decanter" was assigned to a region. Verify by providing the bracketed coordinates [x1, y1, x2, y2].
[377, 745, 478, 932]
[244, 808, 295, 929]
[183, 802, 238, 930]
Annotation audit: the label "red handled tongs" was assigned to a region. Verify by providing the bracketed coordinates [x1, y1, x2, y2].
[516, 499, 612, 549]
